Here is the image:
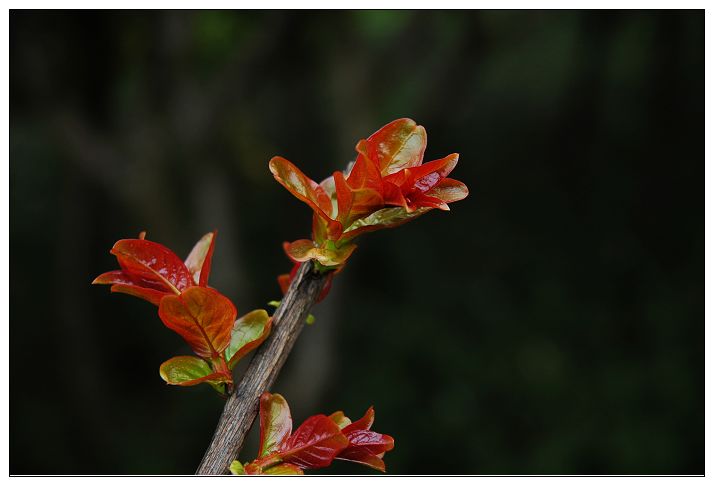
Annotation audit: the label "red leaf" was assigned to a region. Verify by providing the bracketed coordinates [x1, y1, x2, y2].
[267, 118, 468, 271]
[111, 239, 193, 294]
[238, 397, 394, 474]
[277, 261, 300, 291]
[94, 233, 224, 306]
[382, 181, 408, 208]
[277, 272, 293, 295]
[92, 270, 167, 306]
[106, 283, 168, 306]
[408, 153, 459, 191]
[93, 270, 129, 285]
[258, 392, 293, 458]
[269, 156, 332, 217]
[316, 273, 333, 303]
[407, 193, 450, 211]
[336, 407, 395, 472]
[269, 156, 342, 239]
[346, 141, 384, 204]
[343, 140, 386, 220]
[184, 231, 217, 286]
[278, 415, 349, 469]
[337, 445, 389, 472]
[338, 430, 394, 472]
[332, 170, 354, 224]
[384, 153, 458, 190]
[381, 153, 461, 211]
[158, 287, 237, 358]
[342, 407, 375, 433]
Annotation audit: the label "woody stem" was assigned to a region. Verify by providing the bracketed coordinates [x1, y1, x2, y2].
[196, 261, 330, 475]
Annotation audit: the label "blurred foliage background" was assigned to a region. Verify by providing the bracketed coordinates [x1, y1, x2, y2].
[10, 10, 703, 474]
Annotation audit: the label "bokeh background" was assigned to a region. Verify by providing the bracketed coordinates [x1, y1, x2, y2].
[10, 10, 703, 475]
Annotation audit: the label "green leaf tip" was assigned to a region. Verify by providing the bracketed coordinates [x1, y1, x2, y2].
[229, 460, 245, 475]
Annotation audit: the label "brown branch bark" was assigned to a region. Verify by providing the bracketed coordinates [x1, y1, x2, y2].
[196, 261, 330, 475]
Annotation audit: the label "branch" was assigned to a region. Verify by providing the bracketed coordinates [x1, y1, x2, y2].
[196, 261, 330, 475]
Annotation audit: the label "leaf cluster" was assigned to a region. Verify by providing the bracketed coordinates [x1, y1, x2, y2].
[93, 231, 270, 395]
[273, 118, 468, 298]
[230, 393, 394, 475]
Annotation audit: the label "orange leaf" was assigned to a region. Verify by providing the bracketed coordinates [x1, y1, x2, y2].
[158, 287, 236, 358]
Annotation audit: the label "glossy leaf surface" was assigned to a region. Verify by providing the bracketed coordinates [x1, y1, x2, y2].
[337, 429, 394, 472]
[92, 270, 131, 286]
[335, 407, 394, 473]
[269, 118, 467, 271]
[94, 231, 245, 394]
[225, 309, 271, 369]
[337, 440, 390, 472]
[342, 407, 375, 433]
[360, 118, 427, 176]
[381, 153, 463, 212]
[258, 392, 293, 458]
[158, 286, 236, 358]
[278, 415, 349, 469]
[238, 394, 393, 474]
[93, 237, 198, 305]
[111, 239, 193, 294]
[407, 153, 459, 190]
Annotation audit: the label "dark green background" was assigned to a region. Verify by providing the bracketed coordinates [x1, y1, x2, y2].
[10, 10, 703, 474]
